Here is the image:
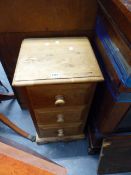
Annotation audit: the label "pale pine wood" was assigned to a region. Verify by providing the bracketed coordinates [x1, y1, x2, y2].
[13, 37, 103, 142]
[36, 134, 85, 144]
[34, 106, 87, 125]
[26, 83, 95, 108]
[38, 122, 84, 138]
[13, 37, 103, 86]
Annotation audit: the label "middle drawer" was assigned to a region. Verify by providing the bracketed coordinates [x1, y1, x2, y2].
[34, 106, 87, 125]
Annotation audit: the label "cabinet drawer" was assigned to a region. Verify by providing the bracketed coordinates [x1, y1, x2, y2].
[34, 106, 87, 125]
[38, 123, 83, 138]
[26, 83, 95, 108]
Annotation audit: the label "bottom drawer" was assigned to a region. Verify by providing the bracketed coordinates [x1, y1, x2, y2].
[38, 123, 84, 138]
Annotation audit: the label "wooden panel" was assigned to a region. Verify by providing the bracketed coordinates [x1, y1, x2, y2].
[35, 106, 87, 125]
[38, 123, 84, 138]
[97, 8, 131, 68]
[88, 124, 103, 154]
[95, 36, 131, 93]
[95, 37, 120, 87]
[98, 135, 131, 174]
[26, 83, 95, 108]
[97, 88, 131, 134]
[0, 141, 67, 175]
[0, 0, 97, 33]
[117, 107, 131, 132]
[98, 0, 131, 43]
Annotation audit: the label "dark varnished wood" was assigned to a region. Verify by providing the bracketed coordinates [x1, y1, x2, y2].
[95, 8, 131, 93]
[92, 0, 131, 135]
[0, 90, 35, 141]
[98, 134, 131, 174]
[117, 107, 131, 132]
[98, 0, 131, 43]
[97, 8, 131, 68]
[95, 36, 131, 93]
[88, 124, 103, 154]
[87, 0, 131, 157]
[0, 0, 97, 33]
[0, 93, 15, 101]
[96, 88, 131, 134]
[0, 113, 35, 141]
[95, 37, 120, 87]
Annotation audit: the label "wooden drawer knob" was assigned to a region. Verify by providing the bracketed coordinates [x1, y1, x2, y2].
[57, 129, 64, 137]
[57, 114, 64, 123]
[55, 95, 65, 106]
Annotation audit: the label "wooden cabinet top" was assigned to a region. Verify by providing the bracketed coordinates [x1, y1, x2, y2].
[13, 37, 103, 86]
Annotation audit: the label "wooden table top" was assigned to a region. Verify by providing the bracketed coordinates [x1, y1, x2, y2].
[0, 141, 67, 175]
[13, 37, 103, 86]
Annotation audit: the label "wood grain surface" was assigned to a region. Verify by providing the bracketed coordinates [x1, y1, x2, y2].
[97, 88, 131, 134]
[26, 83, 95, 108]
[13, 38, 103, 86]
[38, 122, 84, 138]
[98, 0, 131, 43]
[25, 83, 97, 140]
[0, 142, 67, 175]
[0, 0, 97, 33]
[0, 0, 97, 108]
[0, 154, 54, 175]
[95, 36, 131, 93]
[98, 135, 131, 174]
[12, 37, 103, 142]
[97, 8, 131, 67]
[34, 106, 87, 125]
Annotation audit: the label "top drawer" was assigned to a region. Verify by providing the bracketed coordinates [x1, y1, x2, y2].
[26, 83, 96, 108]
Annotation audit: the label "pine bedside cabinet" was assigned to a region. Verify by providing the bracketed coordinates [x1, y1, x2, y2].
[13, 37, 103, 144]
